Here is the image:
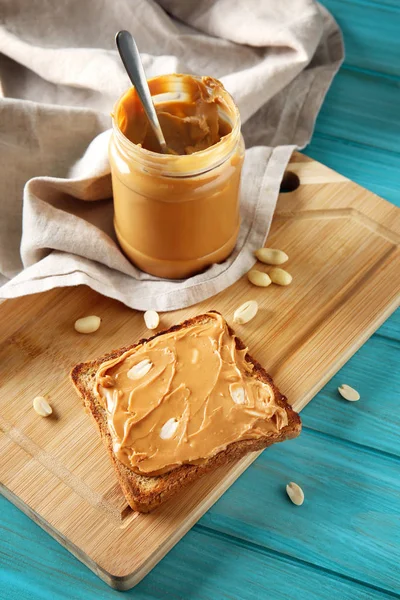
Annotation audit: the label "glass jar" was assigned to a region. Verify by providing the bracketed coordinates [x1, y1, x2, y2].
[109, 74, 245, 279]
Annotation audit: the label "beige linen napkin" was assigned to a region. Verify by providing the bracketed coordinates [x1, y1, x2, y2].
[0, 0, 343, 310]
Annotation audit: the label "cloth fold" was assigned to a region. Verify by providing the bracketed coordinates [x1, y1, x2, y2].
[0, 0, 344, 310]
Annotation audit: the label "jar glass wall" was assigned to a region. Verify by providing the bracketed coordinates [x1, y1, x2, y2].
[109, 74, 244, 279]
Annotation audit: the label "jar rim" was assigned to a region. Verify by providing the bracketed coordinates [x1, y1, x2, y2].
[111, 74, 241, 177]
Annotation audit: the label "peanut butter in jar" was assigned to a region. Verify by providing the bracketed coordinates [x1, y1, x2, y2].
[109, 74, 245, 279]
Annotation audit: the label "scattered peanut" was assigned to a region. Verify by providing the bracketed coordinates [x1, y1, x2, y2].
[286, 482, 304, 506]
[233, 300, 258, 324]
[269, 267, 292, 286]
[74, 315, 101, 334]
[127, 359, 153, 380]
[248, 270, 271, 287]
[144, 310, 159, 330]
[255, 248, 288, 265]
[338, 384, 360, 402]
[33, 396, 52, 417]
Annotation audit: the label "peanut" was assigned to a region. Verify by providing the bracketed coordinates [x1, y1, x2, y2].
[33, 396, 52, 417]
[255, 248, 288, 265]
[127, 359, 153, 380]
[286, 482, 304, 506]
[269, 268, 292, 286]
[74, 315, 101, 334]
[233, 300, 258, 324]
[248, 270, 271, 287]
[144, 310, 159, 330]
[338, 384, 360, 402]
[160, 418, 179, 440]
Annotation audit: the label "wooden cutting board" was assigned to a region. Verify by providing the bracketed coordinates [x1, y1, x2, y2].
[1, 153, 399, 590]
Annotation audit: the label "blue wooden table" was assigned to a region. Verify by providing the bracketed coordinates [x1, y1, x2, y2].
[1, 1, 399, 598]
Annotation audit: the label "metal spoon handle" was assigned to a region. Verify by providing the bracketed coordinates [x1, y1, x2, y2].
[115, 30, 168, 153]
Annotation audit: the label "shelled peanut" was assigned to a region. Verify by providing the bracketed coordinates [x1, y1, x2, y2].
[248, 247, 293, 288]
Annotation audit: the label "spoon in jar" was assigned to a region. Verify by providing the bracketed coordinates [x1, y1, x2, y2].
[115, 30, 169, 154]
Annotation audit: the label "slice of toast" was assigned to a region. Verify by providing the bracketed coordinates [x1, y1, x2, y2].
[70, 311, 301, 512]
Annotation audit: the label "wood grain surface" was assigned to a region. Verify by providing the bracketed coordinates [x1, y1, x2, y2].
[1, 152, 399, 590]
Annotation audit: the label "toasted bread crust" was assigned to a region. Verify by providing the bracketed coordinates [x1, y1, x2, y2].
[70, 312, 301, 512]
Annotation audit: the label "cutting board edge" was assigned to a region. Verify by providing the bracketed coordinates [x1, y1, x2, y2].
[1, 271, 399, 590]
[1, 450, 266, 591]
[2, 151, 400, 590]
[293, 294, 400, 413]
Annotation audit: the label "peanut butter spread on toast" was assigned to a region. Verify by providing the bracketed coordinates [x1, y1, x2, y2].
[94, 313, 288, 476]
